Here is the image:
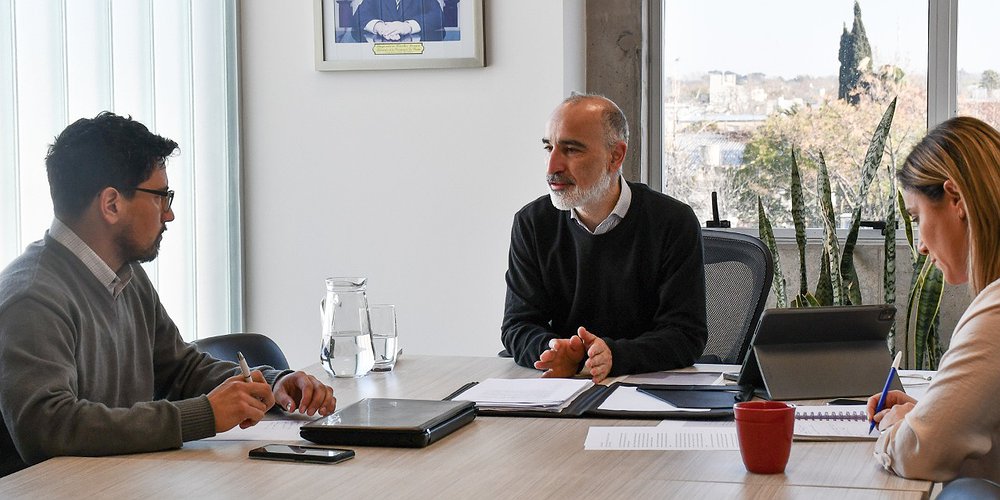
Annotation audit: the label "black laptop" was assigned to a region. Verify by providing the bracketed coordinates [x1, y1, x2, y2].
[737, 304, 904, 400]
[300, 398, 476, 448]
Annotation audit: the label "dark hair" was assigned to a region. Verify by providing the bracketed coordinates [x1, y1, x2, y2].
[45, 111, 178, 219]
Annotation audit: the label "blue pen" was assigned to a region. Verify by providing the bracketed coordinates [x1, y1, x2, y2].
[870, 351, 904, 434]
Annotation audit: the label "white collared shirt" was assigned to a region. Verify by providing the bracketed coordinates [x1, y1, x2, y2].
[49, 218, 133, 298]
[570, 176, 632, 235]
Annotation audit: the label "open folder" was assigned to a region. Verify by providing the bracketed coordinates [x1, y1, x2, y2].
[446, 379, 751, 420]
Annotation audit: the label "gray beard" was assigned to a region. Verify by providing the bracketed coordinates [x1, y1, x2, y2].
[548, 170, 615, 211]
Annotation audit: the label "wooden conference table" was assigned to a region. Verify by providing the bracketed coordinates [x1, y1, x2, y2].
[0, 355, 933, 499]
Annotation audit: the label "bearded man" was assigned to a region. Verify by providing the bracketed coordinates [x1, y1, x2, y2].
[500, 94, 707, 382]
[0, 112, 335, 477]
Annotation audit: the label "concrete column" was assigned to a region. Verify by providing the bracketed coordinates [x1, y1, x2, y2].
[586, 0, 644, 182]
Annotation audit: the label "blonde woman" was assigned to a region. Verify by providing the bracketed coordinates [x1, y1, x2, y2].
[868, 116, 1000, 482]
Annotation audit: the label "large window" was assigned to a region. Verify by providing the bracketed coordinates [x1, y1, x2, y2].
[0, 0, 242, 341]
[660, 0, 997, 230]
[956, 1, 1000, 128]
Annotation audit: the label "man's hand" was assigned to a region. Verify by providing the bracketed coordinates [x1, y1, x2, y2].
[207, 371, 275, 432]
[385, 21, 413, 36]
[866, 389, 917, 430]
[373, 21, 411, 41]
[274, 371, 336, 417]
[534, 335, 585, 378]
[372, 21, 398, 40]
[579, 327, 612, 383]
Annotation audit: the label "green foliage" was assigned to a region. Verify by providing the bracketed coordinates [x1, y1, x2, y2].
[839, 98, 897, 305]
[908, 255, 944, 369]
[817, 154, 844, 305]
[981, 69, 1000, 91]
[897, 190, 945, 370]
[757, 197, 787, 308]
[790, 152, 808, 297]
[757, 101, 943, 370]
[839, 1, 873, 104]
[734, 137, 797, 227]
[883, 187, 898, 352]
[759, 99, 895, 309]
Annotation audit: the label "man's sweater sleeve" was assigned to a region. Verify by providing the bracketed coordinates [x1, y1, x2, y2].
[148, 296, 289, 442]
[0, 296, 198, 465]
[501, 213, 557, 369]
[603, 206, 708, 375]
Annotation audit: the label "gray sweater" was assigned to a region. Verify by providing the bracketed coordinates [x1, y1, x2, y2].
[0, 234, 282, 476]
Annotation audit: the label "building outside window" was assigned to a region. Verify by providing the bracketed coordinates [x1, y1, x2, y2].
[661, 0, 998, 231]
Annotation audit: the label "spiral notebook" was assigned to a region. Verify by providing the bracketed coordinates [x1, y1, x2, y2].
[794, 405, 876, 441]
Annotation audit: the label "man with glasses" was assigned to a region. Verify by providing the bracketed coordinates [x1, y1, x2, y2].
[0, 112, 336, 477]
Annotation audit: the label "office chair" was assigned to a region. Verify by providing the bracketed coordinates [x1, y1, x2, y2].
[938, 478, 1000, 500]
[698, 229, 773, 365]
[192, 333, 291, 370]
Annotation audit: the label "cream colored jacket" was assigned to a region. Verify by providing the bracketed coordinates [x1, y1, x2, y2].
[874, 278, 1000, 481]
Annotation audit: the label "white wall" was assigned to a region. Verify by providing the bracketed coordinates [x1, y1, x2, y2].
[240, 1, 586, 368]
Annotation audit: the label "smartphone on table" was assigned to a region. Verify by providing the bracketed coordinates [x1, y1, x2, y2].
[249, 444, 355, 464]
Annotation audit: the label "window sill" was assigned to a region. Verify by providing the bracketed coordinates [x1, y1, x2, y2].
[713, 227, 917, 247]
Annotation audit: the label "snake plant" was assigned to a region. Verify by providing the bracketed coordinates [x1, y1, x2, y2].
[755, 98, 944, 368]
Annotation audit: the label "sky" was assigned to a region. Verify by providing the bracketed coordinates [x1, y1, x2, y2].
[663, 0, 998, 80]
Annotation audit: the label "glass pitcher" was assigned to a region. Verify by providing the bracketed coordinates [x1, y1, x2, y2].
[320, 277, 375, 377]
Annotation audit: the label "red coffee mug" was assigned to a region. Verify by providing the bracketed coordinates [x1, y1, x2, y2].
[734, 401, 795, 474]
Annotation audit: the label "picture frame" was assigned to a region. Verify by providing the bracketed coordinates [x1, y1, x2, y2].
[314, 0, 484, 71]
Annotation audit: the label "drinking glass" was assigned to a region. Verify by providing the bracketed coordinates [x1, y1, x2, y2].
[369, 304, 398, 372]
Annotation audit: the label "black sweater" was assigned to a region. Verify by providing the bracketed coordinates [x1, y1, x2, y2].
[501, 181, 707, 376]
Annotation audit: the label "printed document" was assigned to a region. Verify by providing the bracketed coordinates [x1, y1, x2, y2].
[585, 422, 738, 451]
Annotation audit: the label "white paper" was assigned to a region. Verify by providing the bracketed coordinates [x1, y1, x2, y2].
[596, 386, 711, 412]
[585, 426, 738, 450]
[454, 378, 593, 410]
[206, 419, 304, 441]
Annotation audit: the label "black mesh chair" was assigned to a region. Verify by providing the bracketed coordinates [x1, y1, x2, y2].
[697, 229, 773, 365]
[938, 478, 1000, 500]
[192, 333, 290, 370]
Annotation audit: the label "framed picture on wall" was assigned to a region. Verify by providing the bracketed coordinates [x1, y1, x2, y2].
[314, 0, 484, 71]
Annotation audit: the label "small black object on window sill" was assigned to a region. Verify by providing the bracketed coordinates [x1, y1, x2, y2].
[705, 191, 731, 228]
[860, 220, 888, 235]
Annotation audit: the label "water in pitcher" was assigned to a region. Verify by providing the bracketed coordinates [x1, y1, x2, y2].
[321, 277, 375, 378]
[321, 331, 375, 378]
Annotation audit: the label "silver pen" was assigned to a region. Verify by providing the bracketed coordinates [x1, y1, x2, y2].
[237, 351, 253, 383]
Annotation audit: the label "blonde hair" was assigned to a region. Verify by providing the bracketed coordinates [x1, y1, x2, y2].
[898, 116, 1000, 294]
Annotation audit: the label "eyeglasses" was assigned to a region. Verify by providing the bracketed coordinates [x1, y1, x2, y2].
[130, 187, 175, 212]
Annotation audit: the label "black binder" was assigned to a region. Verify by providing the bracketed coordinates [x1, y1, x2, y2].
[737, 305, 905, 400]
[300, 398, 476, 448]
[444, 382, 750, 420]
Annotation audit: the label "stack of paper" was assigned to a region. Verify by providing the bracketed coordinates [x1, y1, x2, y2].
[454, 378, 593, 412]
